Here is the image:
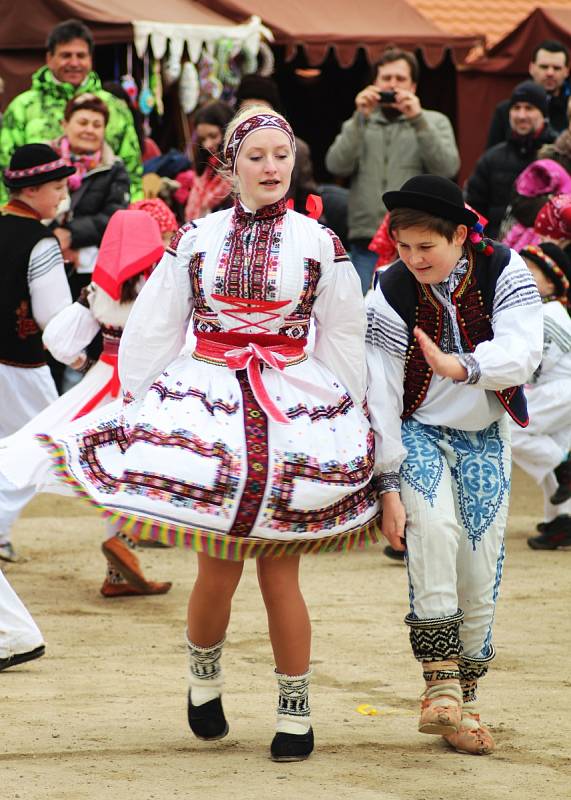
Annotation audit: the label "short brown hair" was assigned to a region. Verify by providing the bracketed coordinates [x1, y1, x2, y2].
[374, 48, 419, 84]
[388, 208, 459, 242]
[64, 93, 109, 125]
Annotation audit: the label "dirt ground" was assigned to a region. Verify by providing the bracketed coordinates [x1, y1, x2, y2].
[1, 466, 569, 800]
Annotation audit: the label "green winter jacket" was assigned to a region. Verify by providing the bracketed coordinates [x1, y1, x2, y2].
[0, 66, 143, 203]
[325, 109, 460, 241]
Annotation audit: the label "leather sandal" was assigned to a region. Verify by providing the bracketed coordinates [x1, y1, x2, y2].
[444, 709, 495, 755]
[418, 681, 462, 735]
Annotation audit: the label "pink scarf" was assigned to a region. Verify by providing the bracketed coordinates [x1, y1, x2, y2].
[58, 137, 101, 191]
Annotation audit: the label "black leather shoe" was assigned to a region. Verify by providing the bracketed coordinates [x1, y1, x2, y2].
[527, 515, 571, 550]
[551, 458, 571, 505]
[0, 644, 45, 672]
[270, 727, 314, 762]
[187, 692, 229, 740]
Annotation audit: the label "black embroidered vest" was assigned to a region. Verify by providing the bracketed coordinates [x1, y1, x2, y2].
[0, 213, 57, 367]
[379, 243, 529, 428]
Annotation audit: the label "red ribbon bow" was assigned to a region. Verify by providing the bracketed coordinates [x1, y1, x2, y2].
[224, 343, 290, 424]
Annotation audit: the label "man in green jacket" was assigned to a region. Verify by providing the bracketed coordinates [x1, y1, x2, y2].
[325, 48, 460, 293]
[0, 19, 143, 204]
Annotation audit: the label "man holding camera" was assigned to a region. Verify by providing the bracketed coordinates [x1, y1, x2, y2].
[325, 48, 460, 292]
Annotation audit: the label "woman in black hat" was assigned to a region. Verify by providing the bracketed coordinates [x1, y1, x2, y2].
[366, 175, 544, 754]
[511, 242, 571, 550]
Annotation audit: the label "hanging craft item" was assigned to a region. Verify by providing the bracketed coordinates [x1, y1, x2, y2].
[139, 51, 155, 116]
[120, 44, 139, 104]
[163, 38, 183, 87]
[257, 41, 275, 77]
[179, 61, 200, 114]
[198, 50, 223, 105]
[151, 58, 164, 117]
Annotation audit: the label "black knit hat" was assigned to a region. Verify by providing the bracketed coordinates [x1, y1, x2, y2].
[236, 74, 282, 113]
[3, 143, 76, 189]
[520, 242, 571, 299]
[509, 80, 548, 116]
[383, 175, 478, 226]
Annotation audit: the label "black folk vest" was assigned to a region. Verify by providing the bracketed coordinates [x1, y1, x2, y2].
[379, 243, 529, 428]
[0, 212, 57, 368]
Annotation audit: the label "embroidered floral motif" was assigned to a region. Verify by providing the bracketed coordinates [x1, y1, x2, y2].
[449, 423, 510, 549]
[15, 300, 39, 339]
[148, 380, 240, 416]
[400, 419, 444, 507]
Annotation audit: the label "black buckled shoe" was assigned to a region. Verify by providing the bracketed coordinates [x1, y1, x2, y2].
[187, 692, 229, 740]
[270, 727, 314, 762]
[527, 515, 571, 550]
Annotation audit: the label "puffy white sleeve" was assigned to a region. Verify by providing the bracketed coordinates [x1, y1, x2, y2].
[365, 287, 408, 489]
[42, 294, 100, 365]
[118, 224, 196, 397]
[459, 250, 543, 389]
[311, 227, 367, 405]
[28, 238, 72, 329]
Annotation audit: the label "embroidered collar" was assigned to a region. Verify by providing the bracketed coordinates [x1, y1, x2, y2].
[1, 199, 42, 220]
[434, 253, 469, 294]
[233, 197, 288, 224]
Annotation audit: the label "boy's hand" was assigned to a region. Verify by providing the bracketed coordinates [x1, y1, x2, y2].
[414, 326, 468, 381]
[381, 492, 407, 551]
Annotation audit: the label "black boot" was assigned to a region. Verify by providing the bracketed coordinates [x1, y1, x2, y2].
[270, 727, 314, 762]
[187, 692, 229, 740]
[527, 515, 571, 550]
[550, 457, 571, 505]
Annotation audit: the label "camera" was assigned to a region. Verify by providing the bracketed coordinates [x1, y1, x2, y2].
[379, 90, 396, 104]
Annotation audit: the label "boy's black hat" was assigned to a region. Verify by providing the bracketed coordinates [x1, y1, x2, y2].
[3, 144, 76, 189]
[383, 175, 478, 227]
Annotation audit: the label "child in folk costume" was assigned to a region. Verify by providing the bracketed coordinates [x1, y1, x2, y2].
[0, 204, 178, 596]
[366, 176, 543, 754]
[511, 243, 571, 550]
[38, 106, 380, 761]
[0, 144, 74, 563]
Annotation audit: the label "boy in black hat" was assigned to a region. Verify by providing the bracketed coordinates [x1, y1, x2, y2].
[366, 175, 543, 754]
[511, 242, 571, 549]
[0, 143, 74, 563]
[0, 143, 75, 670]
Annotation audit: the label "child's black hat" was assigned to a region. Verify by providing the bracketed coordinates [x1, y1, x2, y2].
[3, 144, 75, 189]
[383, 175, 478, 227]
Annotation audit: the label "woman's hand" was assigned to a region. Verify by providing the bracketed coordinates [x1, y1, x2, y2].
[414, 326, 468, 381]
[381, 491, 407, 551]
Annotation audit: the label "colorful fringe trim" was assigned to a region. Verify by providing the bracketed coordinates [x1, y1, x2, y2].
[37, 434, 382, 561]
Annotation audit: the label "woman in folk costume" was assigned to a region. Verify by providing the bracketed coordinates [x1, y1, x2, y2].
[366, 176, 543, 755]
[512, 242, 571, 550]
[0, 204, 178, 597]
[38, 106, 380, 761]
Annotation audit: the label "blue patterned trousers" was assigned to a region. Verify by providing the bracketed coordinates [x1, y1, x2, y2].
[400, 416, 511, 661]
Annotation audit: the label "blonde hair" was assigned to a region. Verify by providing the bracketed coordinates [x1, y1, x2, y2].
[221, 105, 294, 196]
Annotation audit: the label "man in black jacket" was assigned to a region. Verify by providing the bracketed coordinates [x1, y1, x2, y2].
[466, 81, 556, 238]
[486, 40, 570, 149]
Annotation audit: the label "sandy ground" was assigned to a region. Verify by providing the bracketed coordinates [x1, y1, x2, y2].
[1, 466, 570, 800]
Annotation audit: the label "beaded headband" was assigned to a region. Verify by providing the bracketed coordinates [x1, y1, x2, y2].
[520, 244, 570, 300]
[224, 113, 296, 173]
[4, 158, 69, 180]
